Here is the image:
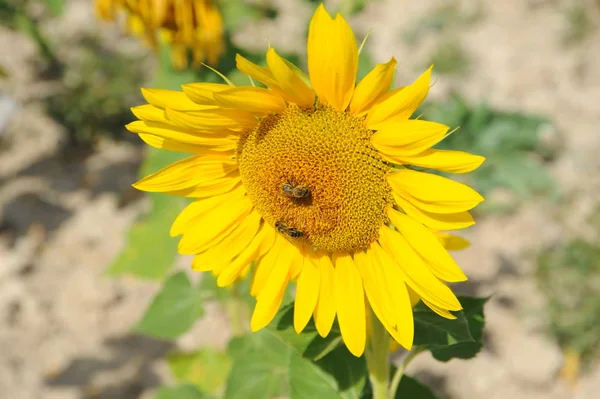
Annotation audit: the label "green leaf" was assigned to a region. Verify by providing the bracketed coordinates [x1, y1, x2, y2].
[225, 305, 366, 399]
[429, 296, 488, 361]
[413, 303, 473, 348]
[155, 384, 211, 399]
[167, 349, 232, 395]
[395, 376, 440, 399]
[134, 272, 204, 340]
[413, 296, 488, 362]
[106, 148, 185, 280]
[45, 0, 64, 16]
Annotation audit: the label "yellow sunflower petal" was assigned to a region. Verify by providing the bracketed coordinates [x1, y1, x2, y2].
[436, 233, 471, 251]
[165, 108, 258, 132]
[138, 133, 220, 154]
[387, 210, 468, 283]
[388, 169, 484, 214]
[215, 223, 276, 285]
[354, 250, 413, 349]
[421, 298, 457, 320]
[170, 186, 246, 237]
[294, 256, 321, 333]
[213, 86, 287, 114]
[366, 66, 433, 129]
[371, 120, 449, 157]
[378, 227, 462, 311]
[333, 253, 366, 357]
[388, 148, 486, 173]
[172, 176, 241, 198]
[370, 249, 415, 350]
[313, 251, 336, 337]
[132, 154, 237, 193]
[266, 48, 315, 107]
[181, 82, 231, 105]
[126, 121, 237, 147]
[349, 57, 397, 116]
[392, 194, 475, 231]
[192, 210, 261, 269]
[251, 240, 294, 331]
[307, 4, 358, 111]
[250, 235, 289, 297]
[131, 104, 169, 123]
[141, 88, 208, 110]
[235, 54, 287, 98]
[177, 195, 254, 254]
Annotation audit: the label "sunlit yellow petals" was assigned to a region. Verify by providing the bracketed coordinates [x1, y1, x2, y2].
[250, 236, 296, 296]
[266, 48, 315, 107]
[294, 257, 321, 333]
[392, 148, 486, 173]
[392, 194, 475, 231]
[138, 133, 212, 154]
[194, 211, 261, 270]
[132, 154, 237, 193]
[421, 298, 457, 320]
[367, 66, 433, 129]
[165, 108, 258, 132]
[307, 5, 358, 111]
[436, 233, 471, 251]
[349, 57, 397, 116]
[181, 82, 231, 105]
[216, 223, 276, 286]
[313, 252, 336, 337]
[213, 86, 287, 114]
[379, 226, 462, 311]
[173, 176, 241, 198]
[354, 250, 413, 349]
[251, 240, 295, 331]
[371, 120, 449, 157]
[388, 169, 484, 214]
[251, 275, 289, 332]
[333, 253, 366, 357]
[235, 54, 286, 97]
[170, 187, 245, 237]
[388, 210, 467, 283]
[177, 196, 254, 254]
[131, 104, 168, 123]
[141, 88, 208, 110]
[126, 121, 236, 147]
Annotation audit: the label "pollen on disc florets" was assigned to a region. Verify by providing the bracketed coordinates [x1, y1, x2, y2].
[237, 104, 393, 253]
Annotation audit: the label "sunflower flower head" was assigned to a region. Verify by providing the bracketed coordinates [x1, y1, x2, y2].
[96, 0, 225, 69]
[129, 4, 485, 357]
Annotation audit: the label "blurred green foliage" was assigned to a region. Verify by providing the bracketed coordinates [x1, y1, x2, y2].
[46, 36, 147, 146]
[562, 2, 594, 45]
[421, 94, 558, 213]
[429, 38, 470, 76]
[536, 238, 600, 364]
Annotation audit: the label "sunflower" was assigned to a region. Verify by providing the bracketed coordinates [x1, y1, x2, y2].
[96, 0, 224, 69]
[129, 4, 484, 357]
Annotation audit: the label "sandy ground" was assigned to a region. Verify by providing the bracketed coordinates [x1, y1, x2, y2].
[1, 0, 600, 398]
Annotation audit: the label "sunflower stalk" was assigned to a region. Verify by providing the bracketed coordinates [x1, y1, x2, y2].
[226, 281, 246, 337]
[389, 348, 423, 398]
[365, 310, 391, 399]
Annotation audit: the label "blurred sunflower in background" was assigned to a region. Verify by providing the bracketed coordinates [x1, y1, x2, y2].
[129, 4, 485, 357]
[96, 0, 224, 69]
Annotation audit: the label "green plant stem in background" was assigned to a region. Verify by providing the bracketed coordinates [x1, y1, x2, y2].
[389, 348, 423, 399]
[226, 282, 246, 337]
[365, 311, 391, 399]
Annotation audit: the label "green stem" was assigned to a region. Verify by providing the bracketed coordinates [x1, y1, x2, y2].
[226, 282, 245, 337]
[365, 311, 391, 399]
[388, 349, 423, 399]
